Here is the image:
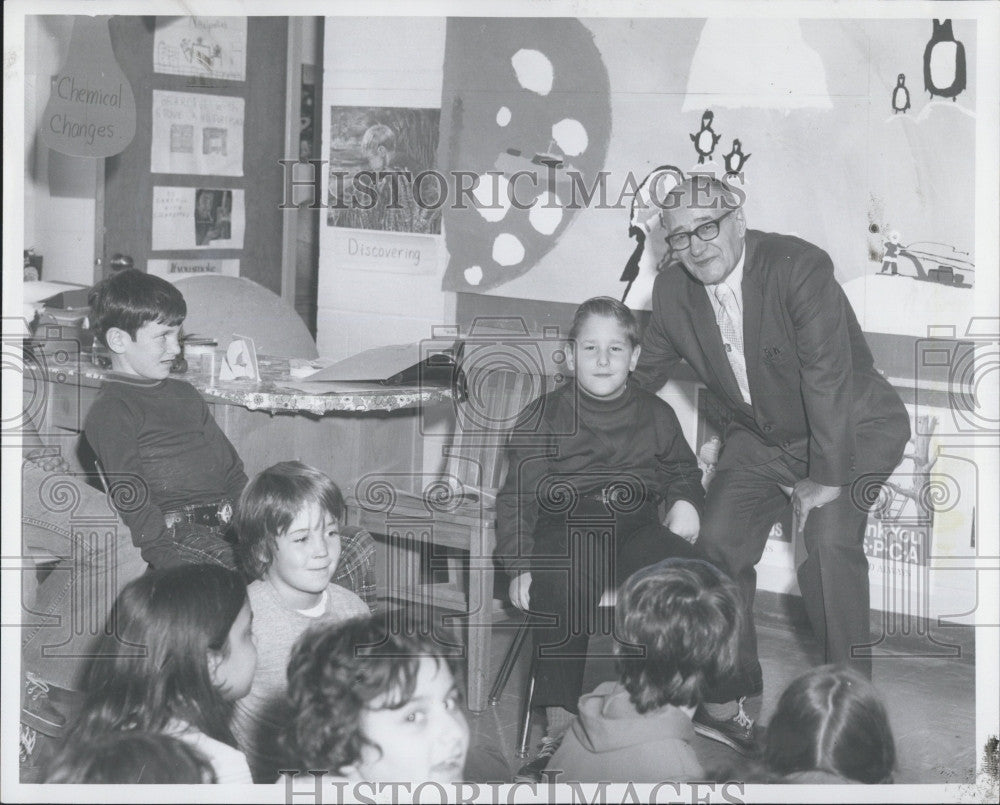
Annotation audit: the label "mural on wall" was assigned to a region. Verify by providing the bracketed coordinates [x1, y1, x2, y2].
[619, 165, 684, 304]
[873, 234, 975, 287]
[440, 18, 612, 292]
[327, 106, 442, 235]
[689, 110, 722, 164]
[722, 138, 752, 176]
[892, 74, 912, 113]
[924, 18, 967, 101]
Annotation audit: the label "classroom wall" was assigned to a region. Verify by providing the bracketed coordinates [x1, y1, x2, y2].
[314, 14, 978, 359]
[24, 16, 98, 286]
[439, 17, 977, 313]
[316, 17, 455, 360]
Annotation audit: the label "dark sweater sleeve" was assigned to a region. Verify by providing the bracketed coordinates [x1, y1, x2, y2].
[652, 398, 706, 516]
[196, 396, 248, 502]
[495, 396, 557, 577]
[83, 395, 179, 569]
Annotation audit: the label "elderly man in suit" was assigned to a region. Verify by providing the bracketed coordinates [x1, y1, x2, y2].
[633, 176, 910, 754]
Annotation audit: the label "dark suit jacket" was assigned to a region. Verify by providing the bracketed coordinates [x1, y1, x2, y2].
[633, 229, 910, 487]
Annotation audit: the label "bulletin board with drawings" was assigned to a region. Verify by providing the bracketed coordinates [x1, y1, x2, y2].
[101, 16, 288, 292]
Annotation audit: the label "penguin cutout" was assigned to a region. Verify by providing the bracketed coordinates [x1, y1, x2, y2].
[723, 139, 751, 176]
[923, 19, 966, 101]
[892, 74, 911, 113]
[690, 110, 722, 165]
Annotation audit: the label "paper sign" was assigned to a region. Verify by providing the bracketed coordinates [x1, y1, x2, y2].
[219, 334, 259, 382]
[306, 340, 455, 382]
[148, 258, 240, 281]
[153, 17, 247, 82]
[40, 16, 137, 158]
[151, 186, 245, 250]
[151, 90, 244, 176]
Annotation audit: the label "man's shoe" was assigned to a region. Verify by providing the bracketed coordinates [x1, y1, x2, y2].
[514, 733, 563, 783]
[693, 696, 758, 756]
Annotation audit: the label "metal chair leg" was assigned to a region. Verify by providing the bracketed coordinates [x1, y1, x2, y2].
[488, 613, 531, 705]
[516, 649, 537, 758]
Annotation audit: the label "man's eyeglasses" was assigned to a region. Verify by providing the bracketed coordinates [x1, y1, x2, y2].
[665, 207, 738, 251]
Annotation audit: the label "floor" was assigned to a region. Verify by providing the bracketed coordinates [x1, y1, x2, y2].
[457, 590, 978, 785]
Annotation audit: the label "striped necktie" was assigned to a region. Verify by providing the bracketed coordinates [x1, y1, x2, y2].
[714, 283, 752, 405]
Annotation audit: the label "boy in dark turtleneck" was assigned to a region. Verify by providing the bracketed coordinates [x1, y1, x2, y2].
[497, 296, 705, 782]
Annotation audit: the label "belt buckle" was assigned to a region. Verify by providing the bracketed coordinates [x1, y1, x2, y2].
[217, 501, 233, 526]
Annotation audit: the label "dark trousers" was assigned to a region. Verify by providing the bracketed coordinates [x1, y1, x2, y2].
[696, 447, 892, 703]
[527, 499, 695, 712]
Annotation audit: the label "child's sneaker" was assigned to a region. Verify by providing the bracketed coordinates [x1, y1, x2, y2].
[22, 672, 78, 738]
[693, 696, 758, 756]
[514, 733, 563, 783]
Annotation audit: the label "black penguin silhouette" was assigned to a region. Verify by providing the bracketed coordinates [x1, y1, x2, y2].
[923, 19, 966, 100]
[723, 139, 751, 176]
[690, 110, 722, 164]
[892, 73, 911, 113]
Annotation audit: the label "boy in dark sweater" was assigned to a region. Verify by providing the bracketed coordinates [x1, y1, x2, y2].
[84, 270, 246, 570]
[496, 296, 704, 781]
[82, 271, 375, 592]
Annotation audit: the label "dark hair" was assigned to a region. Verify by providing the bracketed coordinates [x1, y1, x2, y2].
[568, 295, 641, 347]
[235, 460, 346, 581]
[764, 665, 896, 784]
[614, 558, 741, 712]
[44, 731, 216, 784]
[283, 616, 463, 773]
[66, 564, 248, 748]
[88, 268, 186, 348]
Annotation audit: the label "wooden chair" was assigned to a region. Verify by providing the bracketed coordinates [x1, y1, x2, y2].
[345, 343, 552, 712]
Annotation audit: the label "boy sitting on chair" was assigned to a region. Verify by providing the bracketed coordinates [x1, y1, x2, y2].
[496, 296, 704, 781]
[547, 558, 741, 783]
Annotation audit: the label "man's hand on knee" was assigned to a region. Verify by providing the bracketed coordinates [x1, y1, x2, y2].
[508, 572, 532, 611]
[791, 479, 841, 538]
[664, 499, 700, 543]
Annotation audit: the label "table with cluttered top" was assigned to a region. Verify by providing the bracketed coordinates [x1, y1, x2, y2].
[31, 336, 455, 492]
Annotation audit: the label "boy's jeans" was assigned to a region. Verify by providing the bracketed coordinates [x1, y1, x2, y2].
[527, 498, 695, 713]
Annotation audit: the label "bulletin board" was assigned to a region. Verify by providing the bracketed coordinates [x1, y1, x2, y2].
[101, 16, 288, 293]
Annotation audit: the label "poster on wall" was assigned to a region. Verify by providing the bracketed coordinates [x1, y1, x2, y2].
[147, 258, 240, 282]
[326, 106, 442, 235]
[150, 90, 244, 176]
[153, 16, 247, 82]
[151, 186, 245, 250]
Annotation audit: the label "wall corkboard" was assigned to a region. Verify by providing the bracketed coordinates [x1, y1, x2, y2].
[102, 16, 288, 293]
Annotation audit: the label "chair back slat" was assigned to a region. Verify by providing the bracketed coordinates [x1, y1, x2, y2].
[445, 368, 543, 494]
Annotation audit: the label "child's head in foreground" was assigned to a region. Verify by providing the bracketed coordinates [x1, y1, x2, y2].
[69, 564, 255, 746]
[283, 616, 470, 784]
[235, 460, 346, 610]
[615, 557, 741, 713]
[567, 296, 642, 401]
[45, 731, 216, 784]
[88, 268, 186, 380]
[764, 665, 896, 784]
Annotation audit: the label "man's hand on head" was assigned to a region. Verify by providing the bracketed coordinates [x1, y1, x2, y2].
[791, 480, 842, 538]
